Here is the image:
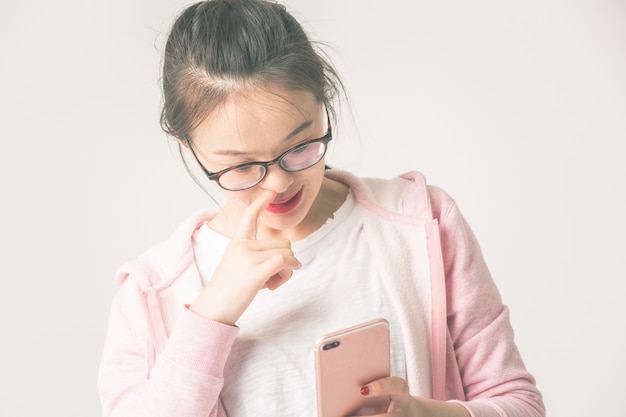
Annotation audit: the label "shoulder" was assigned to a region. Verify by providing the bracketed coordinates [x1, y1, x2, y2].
[114, 209, 217, 293]
[325, 169, 457, 223]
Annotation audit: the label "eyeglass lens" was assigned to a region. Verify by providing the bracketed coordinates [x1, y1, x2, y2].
[219, 141, 327, 190]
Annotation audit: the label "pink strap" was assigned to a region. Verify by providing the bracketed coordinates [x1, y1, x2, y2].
[143, 290, 168, 375]
[426, 220, 447, 400]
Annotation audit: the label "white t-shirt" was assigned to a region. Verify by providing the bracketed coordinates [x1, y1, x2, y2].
[193, 190, 406, 416]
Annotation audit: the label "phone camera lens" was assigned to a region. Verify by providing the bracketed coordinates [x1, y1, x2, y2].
[323, 341, 341, 350]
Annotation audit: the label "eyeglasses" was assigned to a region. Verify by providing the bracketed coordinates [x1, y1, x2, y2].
[185, 113, 332, 191]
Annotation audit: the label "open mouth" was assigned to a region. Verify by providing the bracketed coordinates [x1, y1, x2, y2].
[265, 188, 303, 215]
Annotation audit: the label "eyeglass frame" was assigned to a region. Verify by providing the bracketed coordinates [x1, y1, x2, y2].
[184, 112, 332, 191]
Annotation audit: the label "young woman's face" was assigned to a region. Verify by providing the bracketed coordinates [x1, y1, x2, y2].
[189, 87, 329, 239]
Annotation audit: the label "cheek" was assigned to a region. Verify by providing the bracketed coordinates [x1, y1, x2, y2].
[222, 189, 257, 212]
[306, 163, 327, 189]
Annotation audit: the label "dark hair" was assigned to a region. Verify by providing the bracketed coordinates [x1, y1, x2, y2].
[160, 0, 345, 140]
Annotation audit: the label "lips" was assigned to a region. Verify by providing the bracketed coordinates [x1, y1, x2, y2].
[265, 188, 303, 215]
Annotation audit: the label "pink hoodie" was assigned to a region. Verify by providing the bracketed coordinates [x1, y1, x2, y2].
[98, 170, 545, 417]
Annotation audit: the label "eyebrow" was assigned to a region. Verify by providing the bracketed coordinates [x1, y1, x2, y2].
[212, 119, 313, 156]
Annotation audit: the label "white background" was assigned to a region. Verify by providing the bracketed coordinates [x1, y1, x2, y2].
[1, 0, 625, 416]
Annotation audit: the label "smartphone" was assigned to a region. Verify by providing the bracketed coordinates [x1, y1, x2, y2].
[314, 318, 391, 417]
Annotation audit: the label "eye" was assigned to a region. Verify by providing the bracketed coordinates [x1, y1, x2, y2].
[233, 164, 254, 173]
[289, 143, 310, 154]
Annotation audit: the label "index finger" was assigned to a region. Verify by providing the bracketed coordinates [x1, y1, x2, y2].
[234, 190, 276, 240]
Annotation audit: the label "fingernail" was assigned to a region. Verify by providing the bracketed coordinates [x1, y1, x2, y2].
[360, 386, 370, 396]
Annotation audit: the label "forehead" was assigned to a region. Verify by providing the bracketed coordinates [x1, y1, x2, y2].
[191, 87, 320, 150]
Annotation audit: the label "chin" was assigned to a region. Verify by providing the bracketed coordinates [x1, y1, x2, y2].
[261, 199, 314, 237]
[262, 210, 306, 231]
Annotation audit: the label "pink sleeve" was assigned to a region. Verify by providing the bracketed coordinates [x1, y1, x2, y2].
[97, 280, 237, 417]
[430, 186, 545, 417]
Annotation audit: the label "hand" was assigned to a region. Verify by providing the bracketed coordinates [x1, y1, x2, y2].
[357, 377, 470, 417]
[189, 190, 301, 325]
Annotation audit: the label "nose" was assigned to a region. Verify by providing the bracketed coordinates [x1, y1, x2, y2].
[259, 164, 293, 194]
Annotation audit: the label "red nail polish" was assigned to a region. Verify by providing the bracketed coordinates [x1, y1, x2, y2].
[360, 386, 370, 396]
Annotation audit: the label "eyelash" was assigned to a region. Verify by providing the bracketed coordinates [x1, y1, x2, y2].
[224, 137, 312, 167]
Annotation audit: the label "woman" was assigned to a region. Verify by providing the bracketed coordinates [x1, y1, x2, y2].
[98, 1, 545, 416]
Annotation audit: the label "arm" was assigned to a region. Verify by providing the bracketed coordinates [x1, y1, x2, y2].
[359, 188, 544, 417]
[98, 191, 300, 417]
[98, 284, 238, 417]
[433, 186, 545, 417]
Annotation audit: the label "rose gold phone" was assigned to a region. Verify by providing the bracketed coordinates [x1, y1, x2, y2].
[314, 318, 391, 417]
